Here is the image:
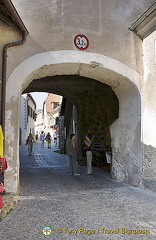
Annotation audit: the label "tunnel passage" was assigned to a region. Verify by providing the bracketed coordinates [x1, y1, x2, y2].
[24, 75, 119, 166]
[23, 75, 119, 133]
[23, 75, 119, 126]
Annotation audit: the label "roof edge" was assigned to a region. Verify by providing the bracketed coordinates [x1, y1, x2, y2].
[2, 0, 29, 35]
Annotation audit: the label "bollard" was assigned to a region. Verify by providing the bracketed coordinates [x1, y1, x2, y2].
[0, 182, 4, 208]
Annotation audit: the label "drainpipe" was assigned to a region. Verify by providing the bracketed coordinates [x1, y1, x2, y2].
[1, 0, 29, 146]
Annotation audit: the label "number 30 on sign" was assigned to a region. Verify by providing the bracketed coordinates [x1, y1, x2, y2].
[74, 34, 89, 50]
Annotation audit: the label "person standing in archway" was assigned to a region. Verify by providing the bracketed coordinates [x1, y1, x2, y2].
[84, 134, 93, 175]
[68, 134, 80, 176]
[26, 133, 34, 156]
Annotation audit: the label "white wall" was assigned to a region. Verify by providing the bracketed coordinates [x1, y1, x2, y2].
[34, 110, 44, 136]
[142, 30, 156, 191]
[20, 95, 27, 145]
[20, 94, 36, 145]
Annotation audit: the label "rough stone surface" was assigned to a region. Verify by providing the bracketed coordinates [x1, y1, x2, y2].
[0, 195, 18, 221]
[1, 142, 156, 239]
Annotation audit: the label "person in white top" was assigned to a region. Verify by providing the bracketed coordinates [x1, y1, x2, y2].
[40, 131, 45, 148]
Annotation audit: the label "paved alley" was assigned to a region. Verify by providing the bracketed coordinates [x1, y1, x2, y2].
[0, 141, 156, 240]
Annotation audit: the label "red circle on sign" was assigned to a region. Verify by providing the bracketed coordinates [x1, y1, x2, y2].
[74, 34, 89, 50]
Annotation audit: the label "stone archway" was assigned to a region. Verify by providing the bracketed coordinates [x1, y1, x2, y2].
[5, 50, 142, 194]
[23, 75, 119, 167]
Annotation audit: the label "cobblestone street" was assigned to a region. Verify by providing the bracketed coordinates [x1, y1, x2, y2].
[0, 141, 156, 239]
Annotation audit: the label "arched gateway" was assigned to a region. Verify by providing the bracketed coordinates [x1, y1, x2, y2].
[5, 51, 142, 194]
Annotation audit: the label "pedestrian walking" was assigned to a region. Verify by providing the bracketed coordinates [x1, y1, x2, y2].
[35, 132, 38, 141]
[46, 132, 51, 148]
[40, 131, 45, 148]
[54, 130, 58, 147]
[68, 134, 80, 176]
[26, 133, 34, 156]
[84, 134, 93, 175]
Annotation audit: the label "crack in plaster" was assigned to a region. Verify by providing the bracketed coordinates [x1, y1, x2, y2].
[89, 61, 103, 68]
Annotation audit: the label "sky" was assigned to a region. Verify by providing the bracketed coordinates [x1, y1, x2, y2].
[31, 92, 48, 110]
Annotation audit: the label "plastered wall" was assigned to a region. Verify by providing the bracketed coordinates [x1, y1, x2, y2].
[7, 0, 155, 76]
[142, 31, 156, 191]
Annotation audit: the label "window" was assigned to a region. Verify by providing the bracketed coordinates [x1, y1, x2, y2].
[52, 102, 59, 109]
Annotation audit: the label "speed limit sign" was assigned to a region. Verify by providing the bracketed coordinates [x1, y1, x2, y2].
[74, 34, 89, 50]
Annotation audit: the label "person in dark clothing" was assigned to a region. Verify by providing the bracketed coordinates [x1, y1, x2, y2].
[46, 132, 52, 148]
[68, 134, 80, 176]
[26, 133, 34, 156]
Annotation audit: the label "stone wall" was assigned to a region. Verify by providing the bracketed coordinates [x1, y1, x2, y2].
[0, 194, 18, 221]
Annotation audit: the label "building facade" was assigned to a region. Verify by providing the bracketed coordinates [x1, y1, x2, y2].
[43, 93, 62, 140]
[34, 93, 62, 141]
[0, 0, 156, 194]
[20, 93, 36, 145]
[34, 109, 44, 138]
